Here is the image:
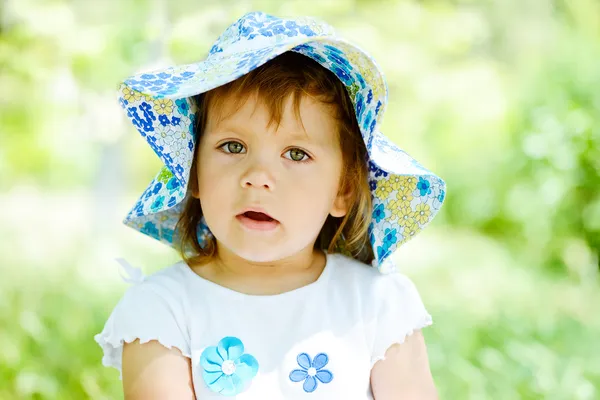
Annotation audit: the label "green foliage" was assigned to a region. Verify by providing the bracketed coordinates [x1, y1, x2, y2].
[468, 0, 600, 275]
[1, 0, 599, 398]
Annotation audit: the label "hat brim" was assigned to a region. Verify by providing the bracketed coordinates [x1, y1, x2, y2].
[367, 130, 446, 272]
[120, 35, 445, 272]
[118, 36, 387, 186]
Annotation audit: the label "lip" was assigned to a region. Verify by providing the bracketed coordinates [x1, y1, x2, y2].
[237, 207, 277, 221]
[236, 207, 279, 232]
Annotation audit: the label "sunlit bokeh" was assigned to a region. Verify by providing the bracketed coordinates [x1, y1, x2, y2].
[1, 0, 599, 398]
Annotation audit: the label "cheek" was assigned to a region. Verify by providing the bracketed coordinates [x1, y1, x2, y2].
[195, 148, 229, 204]
[197, 165, 230, 203]
[286, 164, 341, 210]
[196, 159, 231, 234]
[313, 157, 343, 193]
[196, 141, 225, 185]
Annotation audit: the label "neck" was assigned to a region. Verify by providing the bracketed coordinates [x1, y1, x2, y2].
[213, 242, 325, 280]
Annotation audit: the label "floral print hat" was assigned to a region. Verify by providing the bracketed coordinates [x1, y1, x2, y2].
[119, 11, 446, 274]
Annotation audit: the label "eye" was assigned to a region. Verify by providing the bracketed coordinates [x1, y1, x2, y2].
[284, 148, 310, 162]
[220, 141, 246, 154]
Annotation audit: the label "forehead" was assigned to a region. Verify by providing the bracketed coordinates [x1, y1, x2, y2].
[205, 90, 339, 142]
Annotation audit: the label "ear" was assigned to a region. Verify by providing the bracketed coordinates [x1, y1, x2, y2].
[330, 187, 351, 218]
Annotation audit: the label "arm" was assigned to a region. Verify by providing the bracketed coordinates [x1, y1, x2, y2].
[122, 339, 196, 400]
[370, 330, 438, 400]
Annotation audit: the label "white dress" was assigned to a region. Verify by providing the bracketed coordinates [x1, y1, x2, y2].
[95, 253, 432, 399]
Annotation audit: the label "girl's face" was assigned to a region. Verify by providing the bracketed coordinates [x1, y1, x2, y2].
[193, 91, 348, 262]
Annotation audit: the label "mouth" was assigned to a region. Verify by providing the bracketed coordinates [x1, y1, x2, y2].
[236, 209, 279, 231]
[240, 211, 276, 222]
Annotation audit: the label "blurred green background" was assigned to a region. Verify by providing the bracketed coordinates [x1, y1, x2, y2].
[1, 0, 599, 398]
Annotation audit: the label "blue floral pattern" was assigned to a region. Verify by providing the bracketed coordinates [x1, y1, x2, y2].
[199, 336, 259, 396]
[118, 11, 446, 274]
[289, 353, 333, 393]
[417, 177, 432, 196]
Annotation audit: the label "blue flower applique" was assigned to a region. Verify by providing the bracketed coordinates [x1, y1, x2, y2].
[289, 352, 333, 393]
[200, 336, 259, 396]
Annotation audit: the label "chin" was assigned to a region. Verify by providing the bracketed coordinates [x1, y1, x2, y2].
[233, 240, 290, 260]
[235, 251, 280, 263]
[213, 225, 317, 263]
[225, 241, 298, 263]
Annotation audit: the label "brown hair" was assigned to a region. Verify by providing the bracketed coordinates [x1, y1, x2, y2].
[175, 51, 373, 266]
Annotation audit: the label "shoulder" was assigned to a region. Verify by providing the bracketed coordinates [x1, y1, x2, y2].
[327, 253, 416, 299]
[117, 262, 196, 397]
[327, 253, 431, 335]
[108, 259, 194, 333]
[121, 259, 191, 302]
[137, 260, 189, 290]
[95, 260, 194, 377]
[327, 252, 379, 281]
[141, 259, 190, 285]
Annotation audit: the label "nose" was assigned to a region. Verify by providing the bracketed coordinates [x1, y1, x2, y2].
[240, 159, 276, 191]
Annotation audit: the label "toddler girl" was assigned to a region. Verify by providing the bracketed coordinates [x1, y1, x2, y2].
[95, 11, 446, 399]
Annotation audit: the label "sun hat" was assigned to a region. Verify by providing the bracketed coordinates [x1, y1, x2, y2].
[117, 11, 446, 274]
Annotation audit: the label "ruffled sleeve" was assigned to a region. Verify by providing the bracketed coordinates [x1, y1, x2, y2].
[94, 274, 191, 380]
[369, 272, 433, 367]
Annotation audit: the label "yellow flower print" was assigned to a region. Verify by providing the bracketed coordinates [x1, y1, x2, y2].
[396, 186, 414, 203]
[154, 99, 174, 115]
[414, 203, 431, 225]
[334, 43, 385, 102]
[375, 180, 393, 199]
[122, 87, 142, 102]
[359, 65, 384, 101]
[345, 49, 364, 70]
[387, 198, 401, 215]
[403, 176, 418, 191]
[389, 176, 405, 191]
[393, 206, 415, 226]
[402, 221, 420, 242]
